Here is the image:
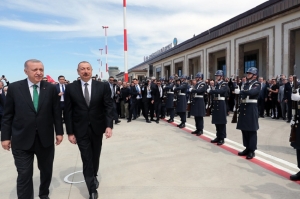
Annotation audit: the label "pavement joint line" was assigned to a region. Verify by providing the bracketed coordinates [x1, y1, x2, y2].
[170, 117, 299, 171]
[163, 117, 300, 183]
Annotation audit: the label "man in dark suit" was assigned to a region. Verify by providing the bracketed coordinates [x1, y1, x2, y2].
[1, 59, 64, 199]
[64, 61, 113, 199]
[152, 79, 164, 123]
[56, 75, 66, 122]
[258, 77, 267, 117]
[127, 78, 138, 122]
[284, 75, 293, 122]
[0, 81, 6, 130]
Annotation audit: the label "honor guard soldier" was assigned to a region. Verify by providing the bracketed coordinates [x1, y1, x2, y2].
[207, 70, 228, 145]
[164, 76, 175, 123]
[174, 75, 188, 128]
[190, 72, 207, 136]
[289, 78, 300, 180]
[234, 67, 260, 159]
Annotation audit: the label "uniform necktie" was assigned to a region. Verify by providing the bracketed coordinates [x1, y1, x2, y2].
[33, 84, 39, 111]
[84, 83, 90, 106]
[61, 84, 65, 93]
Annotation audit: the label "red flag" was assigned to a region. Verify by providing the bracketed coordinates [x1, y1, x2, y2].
[46, 75, 56, 83]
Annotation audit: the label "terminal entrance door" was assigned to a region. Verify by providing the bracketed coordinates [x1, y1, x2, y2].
[217, 58, 226, 77]
[164, 65, 170, 80]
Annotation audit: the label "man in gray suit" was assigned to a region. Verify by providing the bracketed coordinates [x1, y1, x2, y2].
[278, 78, 287, 120]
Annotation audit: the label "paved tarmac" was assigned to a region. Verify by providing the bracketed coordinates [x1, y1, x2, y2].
[1, 113, 300, 199]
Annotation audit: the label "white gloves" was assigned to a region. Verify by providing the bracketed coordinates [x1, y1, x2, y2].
[234, 88, 240, 94]
[207, 88, 211, 93]
[189, 88, 193, 92]
[291, 93, 300, 101]
[290, 120, 295, 126]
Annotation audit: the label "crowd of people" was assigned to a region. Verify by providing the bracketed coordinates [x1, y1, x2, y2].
[1, 59, 300, 199]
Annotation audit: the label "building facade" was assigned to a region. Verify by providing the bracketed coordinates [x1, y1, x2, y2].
[128, 0, 300, 81]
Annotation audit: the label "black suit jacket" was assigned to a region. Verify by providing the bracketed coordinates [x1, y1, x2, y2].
[1, 79, 63, 150]
[56, 83, 65, 101]
[283, 82, 292, 100]
[64, 80, 113, 138]
[0, 89, 5, 115]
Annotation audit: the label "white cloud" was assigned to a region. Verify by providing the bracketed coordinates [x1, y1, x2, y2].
[0, 0, 268, 70]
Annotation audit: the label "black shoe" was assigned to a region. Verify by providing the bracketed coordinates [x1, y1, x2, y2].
[196, 130, 203, 136]
[132, 117, 136, 120]
[115, 120, 121, 124]
[217, 139, 224, 145]
[150, 119, 156, 122]
[94, 177, 99, 189]
[179, 123, 185, 128]
[290, 172, 300, 181]
[287, 120, 291, 123]
[259, 115, 264, 118]
[211, 138, 219, 143]
[89, 192, 98, 199]
[191, 130, 198, 134]
[40, 196, 50, 199]
[160, 116, 165, 119]
[155, 120, 159, 124]
[177, 123, 182, 127]
[167, 119, 174, 123]
[272, 117, 276, 119]
[238, 149, 249, 156]
[246, 151, 255, 159]
[146, 120, 151, 123]
[127, 119, 131, 123]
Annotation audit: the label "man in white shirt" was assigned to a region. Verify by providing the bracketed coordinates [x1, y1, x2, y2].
[56, 75, 66, 122]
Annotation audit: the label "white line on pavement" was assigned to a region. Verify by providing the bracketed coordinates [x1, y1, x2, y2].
[169, 118, 299, 173]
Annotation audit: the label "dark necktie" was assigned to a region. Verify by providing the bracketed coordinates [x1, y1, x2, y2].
[33, 84, 39, 111]
[84, 83, 90, 106]
[61, 84, 65, 93]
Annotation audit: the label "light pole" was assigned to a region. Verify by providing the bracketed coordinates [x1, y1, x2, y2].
[123, 0, 128, 82]
[102, 26, 109, 73]
[98, 48, 103, 78]
[97, 59, 101, 78]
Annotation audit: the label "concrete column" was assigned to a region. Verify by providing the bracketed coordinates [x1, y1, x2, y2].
[262, 39, 268, 79]
[289, 30, 296, 75]
[238, 45, 244, 77]
[209, 53, 215, 78]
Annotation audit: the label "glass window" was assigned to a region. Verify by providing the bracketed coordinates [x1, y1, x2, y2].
[244, 54, 257, 73]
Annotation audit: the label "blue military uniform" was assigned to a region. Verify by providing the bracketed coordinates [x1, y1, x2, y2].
[289, 79, 300, 180]
[164, 77, 175, 123]
[174, 79, 188, 128]
[209, 70, 228, 145]
[190, 79, 207, 135]
[236, 67, 260, 159]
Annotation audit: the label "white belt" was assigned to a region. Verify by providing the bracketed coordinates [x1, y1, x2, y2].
[241, 99, 257, 103]
[179, 93, 186, 96]
[167, 92, 174, 94]
[194, 95, 203, 98]
[214, 97, 225, 100]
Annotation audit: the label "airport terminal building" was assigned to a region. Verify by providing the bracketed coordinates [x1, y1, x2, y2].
[127, 0, 300, 81]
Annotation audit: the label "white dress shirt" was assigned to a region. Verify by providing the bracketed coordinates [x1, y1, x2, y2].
[81, 79, 92, 100]
[59, 83, 65, 101]
[27, 78, 41, 100]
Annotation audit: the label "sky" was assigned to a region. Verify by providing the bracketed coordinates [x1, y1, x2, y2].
[0, 0, 267, 83]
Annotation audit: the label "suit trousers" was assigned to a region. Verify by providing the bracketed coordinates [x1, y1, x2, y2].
[280, 101, 287, 119]
[178, 112, 186, 123]
[112, 100, 119, 121]
[297, 149, 300, 169]
[76, 126, 103, 195]
[167, 108, 174, 120]
[129, 98, 137, 120]
[257, 98, 265, 116]
[241, 130, 257, 151]
[194, 116, 204, 131]
[0, 115, 2, 130]
[143, 98, 152, 121]
[215, 124, 226, 139]
[287, 99, 292, 121]
[120, 100, 125, 117]
[12, 135, 54, 199]
[154, 100, 162, 120]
